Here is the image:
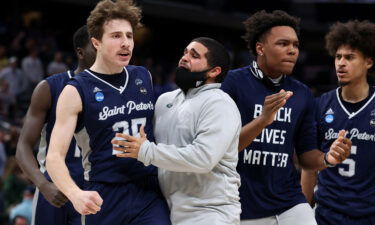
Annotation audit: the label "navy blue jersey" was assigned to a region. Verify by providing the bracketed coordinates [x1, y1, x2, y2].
[221, 65, 317, 219]
[37, 71, 83, 186]
[315, 88, 375, 217]
[69, 66, 157, 184]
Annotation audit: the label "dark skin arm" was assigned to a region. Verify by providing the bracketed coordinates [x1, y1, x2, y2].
[301, 170, 317, 207]
[298, 130, 352, 171]
[16, 80, 68, 207]
[238, 90, 293, 151]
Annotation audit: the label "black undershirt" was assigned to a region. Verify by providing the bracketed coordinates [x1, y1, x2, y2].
[339, 86, 375, 114]
[89, 69, 125, 89]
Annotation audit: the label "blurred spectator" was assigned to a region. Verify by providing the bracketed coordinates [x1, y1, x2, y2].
[0, 80, 13, 119]
[21, 48, 43, 88]
[0, 57, 28, 101]
[0, 130, 7, 177]
[2, 156, 29, 209]
[47, 51, 67, 76]
[10, 215, 28, 225]
[0, 45, 8, 71]
[9, 185, 35, 225]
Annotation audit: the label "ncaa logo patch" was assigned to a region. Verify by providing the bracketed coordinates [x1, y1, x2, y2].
[325, 114, 334, 123]
[371, 119, 375, 127]
[135, 78, 143, 85]
[95, 92, 104, 102]
[371, 109, 375, 116]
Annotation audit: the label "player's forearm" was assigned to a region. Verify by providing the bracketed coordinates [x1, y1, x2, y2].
[16, 145, 50, 188]
[46, 151, 81, 199]
[301, 169, 317, 207]
[239, 116, 268, 151]
[298, 150, 326, 171]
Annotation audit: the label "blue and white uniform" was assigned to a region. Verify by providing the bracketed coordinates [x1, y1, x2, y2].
[33, 70, 82, 225]
[315, 87, 375, 225]
[70, 66, 171, 225]
[221, 62, 317, 222]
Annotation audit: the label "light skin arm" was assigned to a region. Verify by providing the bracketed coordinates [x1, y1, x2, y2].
[298, 130, 352, 171]
[16, 80, 68, 207]
[301, 169, 317, 207]
[238, 89, 293, 151]
[46, 85, 102, 215]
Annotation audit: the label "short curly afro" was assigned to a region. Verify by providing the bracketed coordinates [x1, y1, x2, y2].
[242, 10, 300, 56]
[325, 20, 375, 63]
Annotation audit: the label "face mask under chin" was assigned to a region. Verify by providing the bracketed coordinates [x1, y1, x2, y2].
[174, 67, 210, 93]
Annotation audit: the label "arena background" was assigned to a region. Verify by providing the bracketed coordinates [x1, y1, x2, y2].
[0, 0, 374, 224]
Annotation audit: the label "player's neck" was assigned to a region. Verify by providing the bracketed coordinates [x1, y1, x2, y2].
[257, 60, 283, 79]
[90, 56, 124, 75]
[341, 81, 369, 103]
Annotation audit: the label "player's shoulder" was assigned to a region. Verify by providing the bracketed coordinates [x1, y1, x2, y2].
[46, 70, 71, 82]
[286, 76, 309, 90]
[125, 65, 149, 74]
[227, 66, 250, 78]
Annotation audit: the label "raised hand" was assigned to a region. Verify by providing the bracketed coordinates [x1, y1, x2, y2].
[259, 89, 293, 126]
[327, 130, 352, 165]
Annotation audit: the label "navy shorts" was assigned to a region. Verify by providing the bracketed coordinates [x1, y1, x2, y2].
[33, 188, 81, 225]
[316, 204, 375, 225]
[82, 177, 171, 225]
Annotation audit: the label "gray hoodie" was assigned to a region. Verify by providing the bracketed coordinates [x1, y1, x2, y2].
[139, 83, 241, 225]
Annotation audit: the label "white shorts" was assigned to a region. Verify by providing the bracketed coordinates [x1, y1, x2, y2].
[240, 203, 317, 225]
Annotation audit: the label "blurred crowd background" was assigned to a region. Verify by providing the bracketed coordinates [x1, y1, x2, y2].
[0, 0, 374, 224]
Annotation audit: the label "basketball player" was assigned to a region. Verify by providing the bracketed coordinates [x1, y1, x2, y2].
[302, 20, 375, 225]
[46, 1, 171, 225]
[15, 25, 95, 225]
[221, 10, 352, 225]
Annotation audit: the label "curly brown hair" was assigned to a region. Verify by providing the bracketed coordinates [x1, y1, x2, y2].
[242, 10, 300, 56]
[325, 20, 375, 62]
[87, 0, 142, 40]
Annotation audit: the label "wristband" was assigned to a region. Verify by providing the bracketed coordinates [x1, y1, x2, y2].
[324, 152, 336, 168]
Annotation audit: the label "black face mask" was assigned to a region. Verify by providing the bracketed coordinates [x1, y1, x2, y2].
[174, 67, 210, 93]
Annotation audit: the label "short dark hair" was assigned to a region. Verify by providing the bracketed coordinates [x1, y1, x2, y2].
[192, 37, 230, 83]
[242, 10, 300, 56]
[87, 0, 142, 40]
[325, 20, 375, 62]
[73, 25, 90, 50]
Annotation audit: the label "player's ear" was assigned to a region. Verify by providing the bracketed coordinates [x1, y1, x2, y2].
[91, 37, 100, 50]
[76, 48, 84, 60]
[255, 42, 264, 57]
[366, 57, 374, 70]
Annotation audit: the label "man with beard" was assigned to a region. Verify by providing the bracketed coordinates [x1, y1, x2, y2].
[302, 20, 375, 225]
[112, 37, 242, 225]
[220, 10, 352, 225]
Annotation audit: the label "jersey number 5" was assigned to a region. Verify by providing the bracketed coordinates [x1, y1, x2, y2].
[111, 118, 146, 155]
[338, 145, 357, 177]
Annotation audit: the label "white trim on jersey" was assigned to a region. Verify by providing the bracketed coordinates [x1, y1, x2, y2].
[84, 67, 129, 93]
[37, 124, 48, 173]
[67, 70, 73, 79]
[336, 87, 375, 119]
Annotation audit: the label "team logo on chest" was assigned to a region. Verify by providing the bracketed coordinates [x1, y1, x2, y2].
[93, 87, 104, 102]
[371, 110, 375, 127]
[140, 87, 147, 95]
[324, 108, 334, 123]
[371, 119, 375, 127]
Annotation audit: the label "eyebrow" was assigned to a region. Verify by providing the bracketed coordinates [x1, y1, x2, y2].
[190, 48, 200, 56]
